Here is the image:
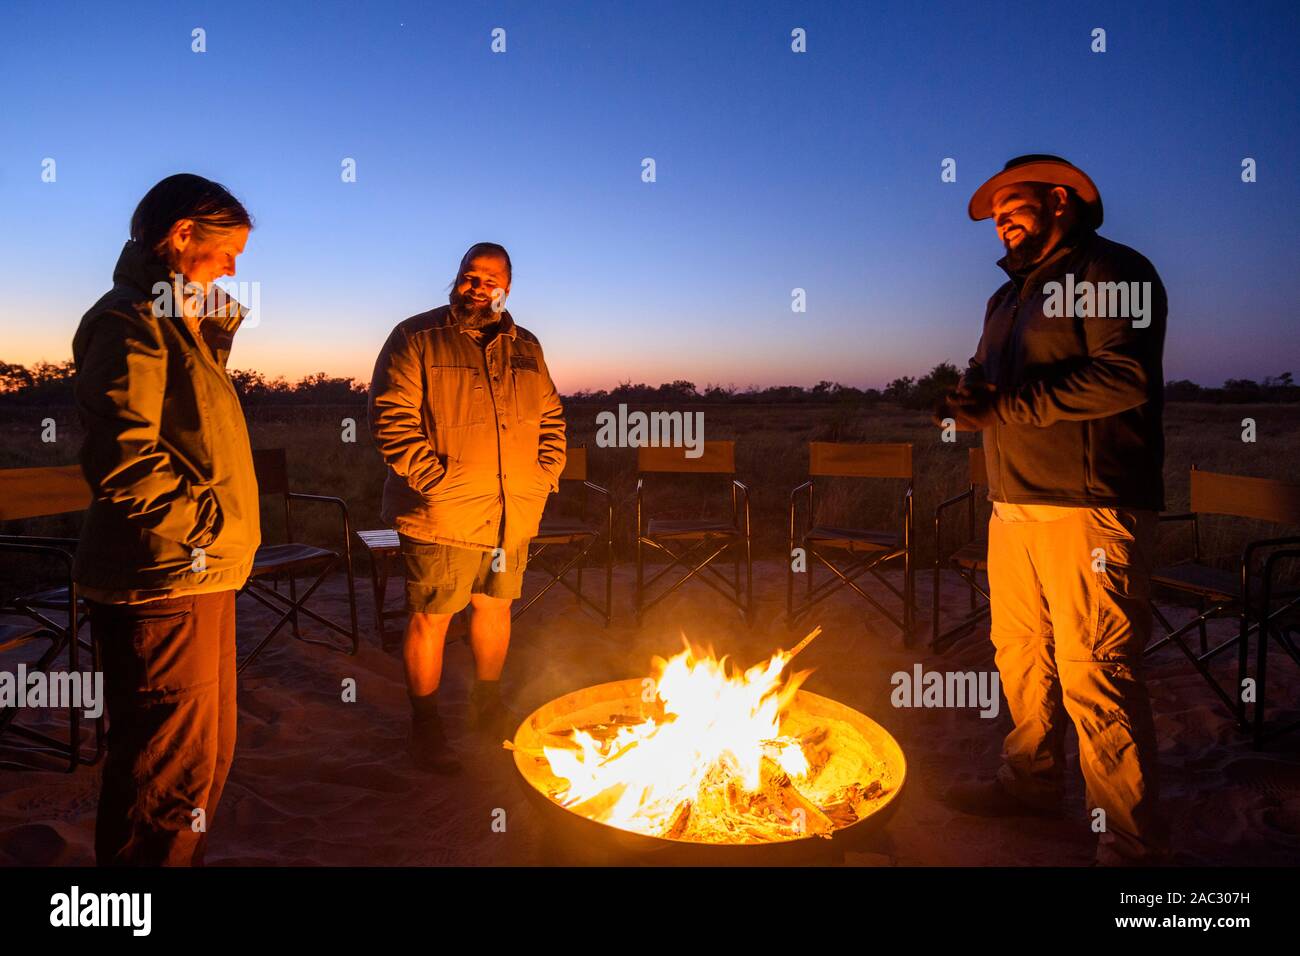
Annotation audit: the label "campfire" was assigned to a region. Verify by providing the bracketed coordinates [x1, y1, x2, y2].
[508, 628, 905, 846]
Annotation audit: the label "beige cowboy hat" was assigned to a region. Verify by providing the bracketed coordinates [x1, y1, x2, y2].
[968, 153, 1103, 228]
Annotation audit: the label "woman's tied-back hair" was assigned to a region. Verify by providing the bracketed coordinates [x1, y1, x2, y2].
[130, 173, 252, 265]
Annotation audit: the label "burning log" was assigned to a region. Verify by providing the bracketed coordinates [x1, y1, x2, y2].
[760, 756, 834, 837]
[664, 800, 693, 840]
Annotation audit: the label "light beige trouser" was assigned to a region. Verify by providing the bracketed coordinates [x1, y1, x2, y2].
[987, 504, 1168, 863]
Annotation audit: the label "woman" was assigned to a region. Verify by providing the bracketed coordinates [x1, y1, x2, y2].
[72, 174, 260, 865]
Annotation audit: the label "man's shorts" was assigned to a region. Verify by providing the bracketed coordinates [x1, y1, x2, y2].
[399, 535, 529, 614]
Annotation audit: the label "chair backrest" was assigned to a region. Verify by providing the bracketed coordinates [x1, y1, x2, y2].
[637, 441, 735, 475]
[1190, 469, 1300, 525]
[808, 442, 912, 479]
[252, 447, 289, 496]
[969, 447, 987, 487]
[0, 464, 92, 521]
[560, 446, 587, 482]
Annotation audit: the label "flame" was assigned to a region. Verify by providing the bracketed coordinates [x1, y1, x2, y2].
[542, 640, 813, 838]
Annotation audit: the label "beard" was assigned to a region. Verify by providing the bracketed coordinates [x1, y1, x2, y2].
[449, 288, 499, 329]
[1002, 222, 1054, 271]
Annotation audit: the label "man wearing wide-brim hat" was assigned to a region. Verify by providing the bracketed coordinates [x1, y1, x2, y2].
[934, 155, 1170, 865]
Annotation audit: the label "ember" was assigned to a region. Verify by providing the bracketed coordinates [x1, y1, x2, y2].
[508, 628, 906, 845]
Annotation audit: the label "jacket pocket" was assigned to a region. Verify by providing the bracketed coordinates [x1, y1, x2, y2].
[187, 486, 224, 549]
[512, 365, 542, 423]
[428, 365, 487, 426]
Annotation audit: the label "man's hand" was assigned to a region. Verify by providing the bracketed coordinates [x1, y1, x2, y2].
[933, 381, 1000, 431]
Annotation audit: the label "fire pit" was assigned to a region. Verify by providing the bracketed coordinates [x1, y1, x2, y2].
[508, 630, 907, 865]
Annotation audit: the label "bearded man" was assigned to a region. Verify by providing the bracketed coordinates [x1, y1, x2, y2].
[369, 243, 565, 772]
[935, 155, 1170, 865]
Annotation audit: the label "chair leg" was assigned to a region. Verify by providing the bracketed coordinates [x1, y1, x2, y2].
[903, 549, 915, 647]
[635, 535, 644, 625]
[931, 559, 940, 650]
[345, 559, 359, 655]
[1197, 597, 1209, 654]
[604, 533, 613, 628]
[1238, 608, 1251, 727]
[1254, 613, 1269, 749]
[288, 572, 301, 639]
[744, 535, 754, 626]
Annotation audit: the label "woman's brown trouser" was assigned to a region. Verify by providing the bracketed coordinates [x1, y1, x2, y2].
[987, 506, 1169, 864]
[89, 590, 237, 866]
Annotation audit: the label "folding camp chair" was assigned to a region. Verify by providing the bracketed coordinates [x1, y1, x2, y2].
[237, 448, 359, 672]
[514, 446, 614, 625]
[788, 442, 916, 644]
[1254, 547, 1300, 748]
[636, 441, 752, 624]
[0, 464, 104, 771]
[1146, 468, 1300, 731]
[932, 447, 990, 651]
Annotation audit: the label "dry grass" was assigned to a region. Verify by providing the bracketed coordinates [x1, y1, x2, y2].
[2, 402, 1297, 590]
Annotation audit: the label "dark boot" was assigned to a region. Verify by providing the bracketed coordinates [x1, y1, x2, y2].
[469, 680, 520, 743]
[408, 694, 461, 774]
[941, 778, 1062, 819]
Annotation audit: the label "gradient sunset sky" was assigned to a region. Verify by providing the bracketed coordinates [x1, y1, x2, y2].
[1, 0, 1297, 393]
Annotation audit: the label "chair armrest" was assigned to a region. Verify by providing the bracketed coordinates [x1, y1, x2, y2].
[789, 480, 812, 548]
[0, 534, 79, 550]
[934, 487, 975, 562]
[1243, 535, 1300, 572]
[583, 481, 614, 534]
[635, 478, 645, 537]
[1240, 536, 1300, 618]
[0, 540, 80, 637]
[1262, 549, 1300, 610]
[285, 493, 354, 560]
[1158, 512, 1196, 523]
[582, 480, 612, 501]
[732, 480, 751, 537]
[935, 487, 974, 515]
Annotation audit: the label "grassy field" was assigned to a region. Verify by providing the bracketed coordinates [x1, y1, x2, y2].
[2, 401, 1297, 590]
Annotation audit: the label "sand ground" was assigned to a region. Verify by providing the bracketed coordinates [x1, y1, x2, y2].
[2, 560, 1299, 866]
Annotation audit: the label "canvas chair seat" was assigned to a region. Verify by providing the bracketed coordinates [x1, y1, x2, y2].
[646, 517, 740, 539]
[806, 525, 900, 553]
[1153, 563, 1299, 605]
[950, 539, 989, 570]
[251, 542, 338, 576]
[13, 586, 74, 609]
[533, 515, 604, 545]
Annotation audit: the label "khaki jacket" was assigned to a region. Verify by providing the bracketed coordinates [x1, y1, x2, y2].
[368, 306, 566, 550]
[71, 241, 261, 597]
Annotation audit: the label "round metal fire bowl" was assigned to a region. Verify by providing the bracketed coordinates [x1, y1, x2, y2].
[512, 678, 906, 866]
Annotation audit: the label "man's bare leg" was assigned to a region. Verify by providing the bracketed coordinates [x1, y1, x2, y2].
[404, 610, 454, 695]
[467, 593, 511, 680]
[468, 593, 514, 737]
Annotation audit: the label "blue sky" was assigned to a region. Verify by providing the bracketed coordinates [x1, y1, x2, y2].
[1, 0, 1296, 391]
